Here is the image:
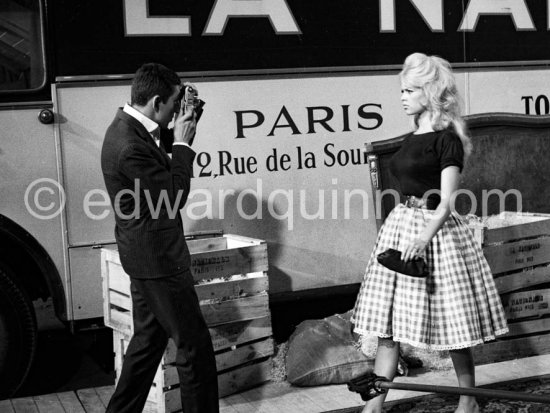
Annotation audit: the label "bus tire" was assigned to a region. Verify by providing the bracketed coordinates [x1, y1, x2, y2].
[0, 263, 37, 399]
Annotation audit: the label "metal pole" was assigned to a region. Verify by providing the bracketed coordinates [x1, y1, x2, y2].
[378, 381, 550, 404]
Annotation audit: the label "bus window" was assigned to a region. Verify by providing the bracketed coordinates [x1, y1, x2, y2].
[0, 0, 45, 92]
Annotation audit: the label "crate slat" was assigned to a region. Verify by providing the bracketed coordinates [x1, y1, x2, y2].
[109, 290, 131, 310]
[158, 358, 273, 412]
[171, 316, 273, 357]
[482, 213, 550, 245]
[201, 293, 270, 326]
[107, 261, 131, 293]
[187, 237, 228, 254]
[216, 338, 275, 372]
[107, 308, 132, 337]
[483, 236, 550, 275]
[218, 359, 272, 398]
[224, 233, 266, 248]
[473, 331, 550, 365]
[195, 274, 268, 301]
[191, 244, 268, 282]
[506, 317, 550, 338]
[501, 288, 550, 320]
[494, 265, 550, 294]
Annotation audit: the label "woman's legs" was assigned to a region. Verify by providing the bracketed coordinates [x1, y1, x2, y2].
[449, 347, 479, 413]
[362, 337, 400, 413]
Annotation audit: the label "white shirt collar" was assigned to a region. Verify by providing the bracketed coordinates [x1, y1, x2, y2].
[123, 103, 160, 145]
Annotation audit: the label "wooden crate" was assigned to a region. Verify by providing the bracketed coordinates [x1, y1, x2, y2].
[101, 233, 274, 410]
[467, 212, 550, 364]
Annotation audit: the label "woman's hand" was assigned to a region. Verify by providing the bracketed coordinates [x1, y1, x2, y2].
[402, 238, 429, 261]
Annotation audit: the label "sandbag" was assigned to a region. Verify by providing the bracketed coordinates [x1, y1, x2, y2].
[286, 311, 373, 386]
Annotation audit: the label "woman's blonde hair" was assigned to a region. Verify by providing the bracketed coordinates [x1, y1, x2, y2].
[400, 52, 472, 161]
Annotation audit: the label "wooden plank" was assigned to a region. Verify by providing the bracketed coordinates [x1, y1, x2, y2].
[506, 317, 550, 337]
[195, 274, 269, 301]
[0, 400, 14, 413]
[56, 391, 86, 413]
[107, 261, 130, 294]
[473, 331, 550, 365]
[216, 338, 274, 372]
[501, 288, 550, 320]
[105, 280, 271, 331]
[209, 317, 273, 353]
[201, 293, 270, 326]
[115, 316, 273, 359]
[187, 237, 228, 254]
[32, 395, 64, 413]
[162, 387, 181, 413]
[483, 213, 550, 245]
[94, 386, 115, 408]
[161, 317, 273, 361]
[101, 247, 119, 264]
[76, 389, 105, 413]
[218, 359, 272, 398]
[10, 398, 38, 413]
[161, 338, 274, 388]
[224, 234, 265, 248]
[101, 252, 111, 340]
[107, 307, 132, 336]
[483, 236, 550, 274]
[108, 290, 131, 311]
[190, 244, 268, 282]
[494, 265, 550, 294]
[161, 359, 273, 412]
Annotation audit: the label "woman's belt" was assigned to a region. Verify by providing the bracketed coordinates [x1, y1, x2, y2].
[404, 195, 438, 210]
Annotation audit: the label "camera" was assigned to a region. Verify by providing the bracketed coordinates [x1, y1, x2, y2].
[179, 85, 205, 121]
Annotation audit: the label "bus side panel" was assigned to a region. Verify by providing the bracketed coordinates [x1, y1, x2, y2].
[0, 107, 67, 312]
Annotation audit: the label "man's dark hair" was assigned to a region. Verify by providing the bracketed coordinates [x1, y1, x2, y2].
[131, 63, 181, 106]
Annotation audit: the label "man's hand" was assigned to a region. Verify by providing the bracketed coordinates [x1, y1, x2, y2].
[173, 100, 196, 145]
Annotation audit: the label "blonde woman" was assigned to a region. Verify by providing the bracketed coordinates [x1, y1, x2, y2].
[351, 53, 508, 413]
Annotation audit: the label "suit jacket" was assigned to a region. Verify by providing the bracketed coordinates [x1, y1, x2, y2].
[101, 109, 196, 279]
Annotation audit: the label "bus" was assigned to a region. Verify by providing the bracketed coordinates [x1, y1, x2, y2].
[1, 0, 550, 397]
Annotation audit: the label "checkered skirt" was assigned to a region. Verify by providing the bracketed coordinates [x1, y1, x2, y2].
[351, 204, 509, 350]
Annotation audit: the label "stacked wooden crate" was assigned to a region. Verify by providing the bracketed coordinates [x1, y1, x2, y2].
[101, 232, 273, 412]
[467, 212, 550, 364]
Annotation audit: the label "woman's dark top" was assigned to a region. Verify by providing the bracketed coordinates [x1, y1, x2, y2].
[389, 129, 464, 200]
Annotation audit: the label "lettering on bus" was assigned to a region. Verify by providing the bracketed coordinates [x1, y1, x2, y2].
[123, 0, 544, 36]
[195, 143, 373, 178]
[522, 95, 550, 115]
[234, 104, 382, 139]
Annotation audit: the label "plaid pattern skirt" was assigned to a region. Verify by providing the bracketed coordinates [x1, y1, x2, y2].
[351, 204, 509, 350]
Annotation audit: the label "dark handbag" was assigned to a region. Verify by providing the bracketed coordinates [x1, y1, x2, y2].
[377, 248, 428, 277]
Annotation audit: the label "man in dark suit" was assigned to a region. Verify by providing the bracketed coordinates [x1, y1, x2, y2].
[101, 63, 218, 413]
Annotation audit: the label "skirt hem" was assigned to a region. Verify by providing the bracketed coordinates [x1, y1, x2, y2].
[354, 327, 510, 351]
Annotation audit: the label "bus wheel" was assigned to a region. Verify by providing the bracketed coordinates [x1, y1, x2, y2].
[0, 264, 37, 399]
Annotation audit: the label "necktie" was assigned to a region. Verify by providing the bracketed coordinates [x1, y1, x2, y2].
[151, 127, 161, 146]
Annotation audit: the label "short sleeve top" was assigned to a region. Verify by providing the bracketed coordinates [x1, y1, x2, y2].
[389, 129, 464, 198]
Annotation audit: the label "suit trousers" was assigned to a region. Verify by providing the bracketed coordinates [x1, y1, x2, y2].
[106, 270, 219, 413]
